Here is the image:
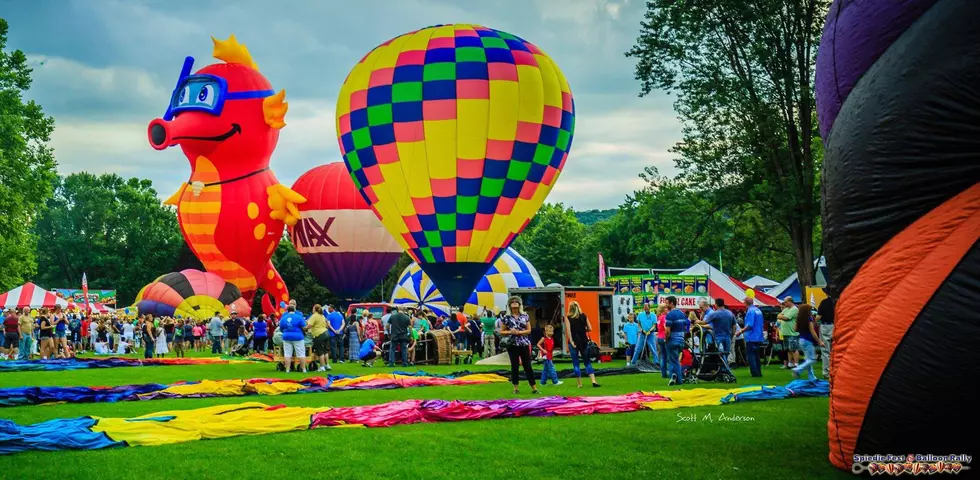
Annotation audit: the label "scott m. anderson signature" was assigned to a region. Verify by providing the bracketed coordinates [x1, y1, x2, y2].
[676, 412, 756, 423]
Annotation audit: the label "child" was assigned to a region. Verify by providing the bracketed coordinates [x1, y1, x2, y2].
[173, 320, 186, 358]
[680, 346, 694, 378]
[623, 313, 638, 366]
[154, 325, 168, 358]
[192, 322, 203, 352]
[535, 325, 562, 386]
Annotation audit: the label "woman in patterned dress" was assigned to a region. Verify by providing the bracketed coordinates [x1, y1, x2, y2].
[499, 296, 540, 395]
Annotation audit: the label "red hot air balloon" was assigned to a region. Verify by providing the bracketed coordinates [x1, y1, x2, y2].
[289, 163, 403, 298]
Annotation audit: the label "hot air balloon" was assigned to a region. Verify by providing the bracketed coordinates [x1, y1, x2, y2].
[147, 35, 303, 315]
[391, 247, 543, 316]
[135, 269, 251, 320]
[335, 24, 574, 306]
[289, 163, 403, 298]
[816, 0, 980, 470]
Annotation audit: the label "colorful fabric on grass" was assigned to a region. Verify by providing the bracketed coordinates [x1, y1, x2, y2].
[0, 380, 828, 455]
[0, 355, 270, 373]
[0, 373, 510, 407]
[0, 417, 121, 455]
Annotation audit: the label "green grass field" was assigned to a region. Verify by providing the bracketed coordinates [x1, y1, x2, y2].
[0, 350, 849, 479]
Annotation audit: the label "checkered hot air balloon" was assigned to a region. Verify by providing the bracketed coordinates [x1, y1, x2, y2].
[390, 247, 543, 317]
[134, 269, 251, 320]
[336, 24, 574, 306]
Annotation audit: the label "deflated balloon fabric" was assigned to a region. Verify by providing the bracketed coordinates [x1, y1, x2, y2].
[0, 373, 510, 407]
[91, 402, 319, 447]
[0, 380, 828, 455]
[0, 355, 269, 373]
[0, 417, 122, 455]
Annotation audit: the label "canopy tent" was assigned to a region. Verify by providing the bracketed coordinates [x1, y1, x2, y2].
[88, 302, 115, 314]
[66, 300, 114, 314]
[768, 257, 829, 302]
[743, 275, 779, 291]
[0, 283, 70, 310]
[678, 261, 779, 308]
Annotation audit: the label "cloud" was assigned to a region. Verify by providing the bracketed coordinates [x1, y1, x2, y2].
[26, 55, 170, 120]
[11, 0, 681, 211]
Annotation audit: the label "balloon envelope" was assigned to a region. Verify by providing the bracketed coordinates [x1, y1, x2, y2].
[136, 269, 250, 320]
[335, 24, 575, 305]
[290, 163, 403, 298]
[391, 247, 543, 316]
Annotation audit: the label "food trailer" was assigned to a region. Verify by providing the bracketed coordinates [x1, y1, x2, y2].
[508, 285, 614, 355]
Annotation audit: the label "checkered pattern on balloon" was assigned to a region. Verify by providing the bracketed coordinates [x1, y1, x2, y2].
[335, 24, 574, 305]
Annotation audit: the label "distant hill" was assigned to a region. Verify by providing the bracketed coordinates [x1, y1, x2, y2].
[575, 209, 617, 225]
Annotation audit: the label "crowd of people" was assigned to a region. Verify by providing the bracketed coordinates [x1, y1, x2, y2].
[1, 293, 836, 392]
[619, 294, 836, 382]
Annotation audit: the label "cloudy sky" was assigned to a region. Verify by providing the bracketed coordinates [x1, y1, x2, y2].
[5, 0, 681, 210]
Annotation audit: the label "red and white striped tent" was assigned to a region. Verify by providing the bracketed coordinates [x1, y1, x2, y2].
[0, 283, 70, 310]
[679, 261, 780, 308]
[87, 302, 115, 314]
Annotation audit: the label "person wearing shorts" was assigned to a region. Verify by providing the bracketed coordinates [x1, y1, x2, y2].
[3, 311, 20, 359]
[279, 305, 308, 373]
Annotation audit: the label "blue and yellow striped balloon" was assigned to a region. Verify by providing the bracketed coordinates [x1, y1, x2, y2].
[336, 24, 574, 305]
[391, 247, 543, 317]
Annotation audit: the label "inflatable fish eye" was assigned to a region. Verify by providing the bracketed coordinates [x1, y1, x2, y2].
[163, 59, 275, 120]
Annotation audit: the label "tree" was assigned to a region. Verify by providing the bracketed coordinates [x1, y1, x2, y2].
[512, 203, 587, 285]
[260, 235, 413, 312]
[34, 173, 184, 304]
[589, 168, 797, 281]
[626, 0, 828, 287]
[0, 18, 58, 290]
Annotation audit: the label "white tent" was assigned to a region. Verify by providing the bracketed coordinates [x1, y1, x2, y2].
[744, 275, 779, 291]
[679, 261, 780, 307]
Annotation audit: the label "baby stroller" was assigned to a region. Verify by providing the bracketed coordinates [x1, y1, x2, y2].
[693, 326, 737, 383]
[232, 331, 253, 357]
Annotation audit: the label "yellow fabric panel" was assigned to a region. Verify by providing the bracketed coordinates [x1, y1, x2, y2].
[148, 380, 249, 398]
[378, 162, 415, 218]
[452, 373, 509, 384]
[428, 24, 456, 39]
[249, 381, 308, 396]
[343, 62, 372, 96]
[548, 54, 572, 94]
[456, 99, 489, 160]
[637, 386, 773, 410]
[535, 54, 563, 108]
[486, 275, 507, 293]
[402, 28, 435, 51]
[370, 34, 408, 69]
[394, 142, 433, 199]
[516, 65, 544, 123]
[94, 402, 319, 447]
[487, 80, 519, 141]
[424, 119, 457, 180]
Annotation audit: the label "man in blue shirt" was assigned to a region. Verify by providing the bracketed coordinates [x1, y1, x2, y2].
[326, 305, 346, 363]
[701, 298, 735, 361]
[622, 314, 639, 365]
[358, 337, 382, 367]
[279, 304, 308, 373]
[663, 296, 690, 385]
[737, 297, 765, 377]
[631, 303, 659, 366]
